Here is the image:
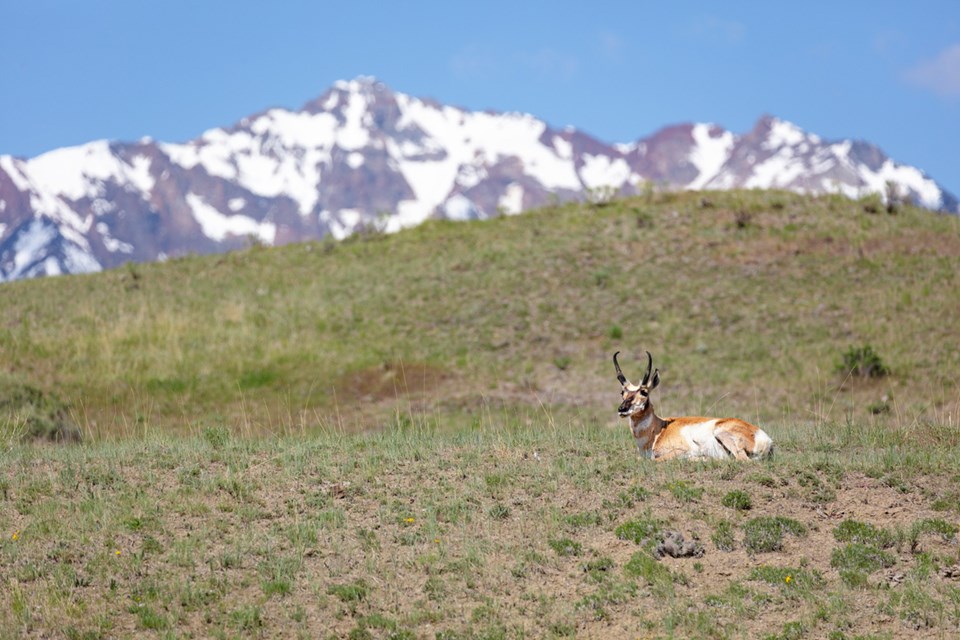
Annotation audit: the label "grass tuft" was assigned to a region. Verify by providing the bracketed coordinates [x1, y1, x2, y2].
[721, 489, 753, 511]
[742, 516, 807, 554]
[830, 543, 896, 587]
[832, 520, 895, 549]
[615, 515, 664, 551]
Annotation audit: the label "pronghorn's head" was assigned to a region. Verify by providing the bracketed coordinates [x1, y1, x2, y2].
[614, 351, 660, 418]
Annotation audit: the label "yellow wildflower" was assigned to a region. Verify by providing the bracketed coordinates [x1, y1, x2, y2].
[11, 531, 19, 541]
[115, 549, 122, 556]
[785, 575, 792, 584]
[404, 517, 415, 524]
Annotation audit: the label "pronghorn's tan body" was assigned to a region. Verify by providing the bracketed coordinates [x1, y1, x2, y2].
[614, 351, 773, 461]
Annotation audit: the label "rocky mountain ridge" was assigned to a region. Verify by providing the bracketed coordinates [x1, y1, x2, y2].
[1, 76, 955, 281]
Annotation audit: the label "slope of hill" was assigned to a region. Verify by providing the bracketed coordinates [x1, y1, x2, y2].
[1, 189, 957, 441]
[1, 77, 957, 281]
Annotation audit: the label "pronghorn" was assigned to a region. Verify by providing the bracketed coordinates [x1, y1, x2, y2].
[613, 351, 773, 461]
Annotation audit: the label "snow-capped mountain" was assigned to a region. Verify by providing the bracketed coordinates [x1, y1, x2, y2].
[1, 77, 956, 281]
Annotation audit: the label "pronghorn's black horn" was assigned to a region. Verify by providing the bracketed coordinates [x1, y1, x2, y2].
[640, 351, 653, 387]
[613, 351, 627, 385]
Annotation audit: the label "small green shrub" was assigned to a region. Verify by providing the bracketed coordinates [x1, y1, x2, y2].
[548, 537, 583, 557]
[907, 518, 959, 550]
[930, 490, 960, 513]
[488, 503, 511, 520]
[613, 485, 652, 509]
[721, 489, 753, 511]
[327, 580, 369, 603]
[765, 620, 807, 640]
[0, 375, 81, 443]
[615, 516, 664, 550]
[910, 518, 958, 540]
[742, 516, 807, 554]
[712, 520, 737, 552]
[665, 480, 704, 503]
[582, 556, 615, 582]
[202, 424, 231, 449]
[833, 520, 895, 549]
[564, 510, 603, 529]
[830, 543, 895, 587]
[135, 606, 169, 631]
[576, 579, 638, 620]
[229, 605, 263, 631]
[796, 469, 838, 504]
[623, 551, 674, 598]
[259, 557, 299, 598]
[837, 345, 889, 379]
[350, 613, 414, 640]
[860, 193, 884, 215]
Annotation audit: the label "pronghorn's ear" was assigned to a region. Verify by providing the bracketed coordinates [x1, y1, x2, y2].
[648, 368, 660, 391]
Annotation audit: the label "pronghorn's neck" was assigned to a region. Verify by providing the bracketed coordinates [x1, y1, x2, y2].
[628, 403, 668, 454]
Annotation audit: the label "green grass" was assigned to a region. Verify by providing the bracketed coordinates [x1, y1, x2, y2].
[1, 426, 959, 637]
[615, 515, 665, 551]
[748, 565, 825, 595]
[721, 489, 753, 511]
[832, 520, 895, 549]
[548, 537, 583, 557]
[328, 579, 370, 603]
[2, 189, 960, 637]
[623, 551, 676, 598]
[712, 519, 738, 552]
[666, 479, 705, 503]
[1, 189, 958, 440]
[831, 543, 897, 587]
[743, 516, 808, 554]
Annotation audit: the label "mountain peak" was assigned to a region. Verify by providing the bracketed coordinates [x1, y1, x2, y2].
[747, 115, 818, 147]
[302, 76, 397, 116]
[337, 75, 384, 89]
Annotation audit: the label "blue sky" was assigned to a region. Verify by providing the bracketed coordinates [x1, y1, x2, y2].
[3, 1, 959, 194]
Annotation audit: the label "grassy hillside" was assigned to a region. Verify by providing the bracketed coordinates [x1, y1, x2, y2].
[1, 189, 958, 439]
[2, 190, 960, 639]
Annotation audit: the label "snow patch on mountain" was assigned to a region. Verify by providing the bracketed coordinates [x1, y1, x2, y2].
[162, 114, 333, 215]
[63, 243, 102, 275]
[580, 154, 633, 190]
[688, 124, 735, 189]
[745, 149, 808, 189]
[764, 119, 818, 149]
[499, 183, 525, 215]
[13, 220, 57, 273]
[443, 194, 481, 221]
[25, 141, 155, 199]
[395, 95, 581, 192]
[186, 193, 276, 243]
[0, 156, 31, 191]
